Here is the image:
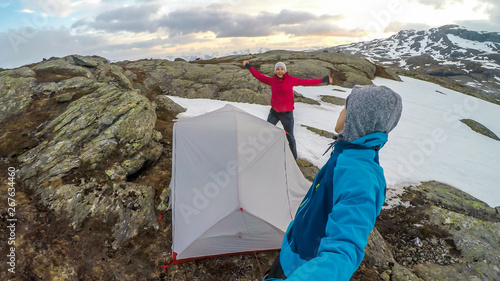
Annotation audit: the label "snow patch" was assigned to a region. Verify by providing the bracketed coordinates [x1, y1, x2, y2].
[447, 34, 497, 53]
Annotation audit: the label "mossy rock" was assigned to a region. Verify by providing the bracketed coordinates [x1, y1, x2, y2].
[320, 95, 346, 106]
[375, 64, 402, 81]
[301, 125, 335, 139]
[218, 88, 270, 105]
[0, 75, 37, 123]
[37, 180, 158, 249]
[342, 72, 373, 88]
[171, 78, 195, 88]
[18, 84, 161, 187]
[460, 119, 500, 141]
[296, 158, 320, 181]
[334, 64, 372, 80]
[405, 181, 498, 222]
[390, 263, 421, 281]
[0, 66, 36, 78]
[183, 63, 225, 81]
[155, 95, 186, 115]
[424, 206, 500, 280]
[33, 57, 93, 82]
[294, 91, 320, 105]
[284, 59, 333, 79]
[71, 55, 108, 67]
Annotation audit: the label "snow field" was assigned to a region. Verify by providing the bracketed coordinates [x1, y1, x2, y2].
[168, 76, 500, 207]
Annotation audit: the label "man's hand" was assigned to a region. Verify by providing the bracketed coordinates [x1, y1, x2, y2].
[242, 60, 249, 66]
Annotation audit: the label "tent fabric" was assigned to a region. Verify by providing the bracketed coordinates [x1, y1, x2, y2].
[169, 104, 310, 263]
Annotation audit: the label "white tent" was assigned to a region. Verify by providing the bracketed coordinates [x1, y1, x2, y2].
[169, 104, 310, 264]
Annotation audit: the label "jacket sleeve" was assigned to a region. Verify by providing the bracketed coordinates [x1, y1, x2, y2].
[248, 67, 273, 85]
[285, 159, 383, 281]
[290, 75, 324, 87]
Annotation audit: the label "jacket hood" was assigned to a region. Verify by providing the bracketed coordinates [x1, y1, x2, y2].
[339, 85, 402, 142]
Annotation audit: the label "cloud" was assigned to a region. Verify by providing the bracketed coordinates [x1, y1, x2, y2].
[410, 0, 500, 32]
[72, 4, 350, 39]
[456, 0, 500, 32]
[159, 8, 277, 38]
[158, 7, 348, 38]
[383, 22, 431, 33]
[182, 9, 351, 38]
[280, 21, 363, 37]
[414, 0, 464, 9]
[11, 2, 459, 69]
[0, 2, 11, 8]
[94, 3, 160, 22]
[0, 25, 176, 69]
[72, 3, 162, 33]
[152, 7, 362, 54]
[271, 9, 318, 25]
[0, 27, 109, 68]
[20, 0, 74, 17]
[20, 9, 35, 14]
[485, 0, 500, 26]
[99, 36, 185, 53]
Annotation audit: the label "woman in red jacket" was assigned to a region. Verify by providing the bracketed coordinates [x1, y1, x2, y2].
[243, 60, 332, 159]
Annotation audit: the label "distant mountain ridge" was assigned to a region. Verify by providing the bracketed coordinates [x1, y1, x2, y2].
[163, 47, 272, 62]
[326, 25, 500, 101]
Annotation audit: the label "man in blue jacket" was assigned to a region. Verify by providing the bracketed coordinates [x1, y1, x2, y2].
[263, 84, 403, 280]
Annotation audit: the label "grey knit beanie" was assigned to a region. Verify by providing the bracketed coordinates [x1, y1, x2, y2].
[274, 62, 287, 73]
[339, 84, 403, 142]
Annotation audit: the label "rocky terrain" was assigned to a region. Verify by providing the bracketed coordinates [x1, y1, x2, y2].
[0, 52, 499, 280]
[327, 25, 500, 105]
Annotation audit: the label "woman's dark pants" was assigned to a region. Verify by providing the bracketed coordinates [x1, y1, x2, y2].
[267, 108, 297, 159]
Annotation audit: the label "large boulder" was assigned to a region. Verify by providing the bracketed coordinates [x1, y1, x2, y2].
[0, 74, 37, 123]
[415, 206, 500, 280]
[37, 180, 158, 249]
[16, 84, 162, 246]
[0, 66, 36, 78]
[155, 95, 186, 115]
[32, 57, 94, 82]
[375, 181, 500, 281]
[18, 84, 162, 186]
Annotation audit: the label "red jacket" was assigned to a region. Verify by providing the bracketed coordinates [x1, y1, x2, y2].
[249, 67, 323, 112]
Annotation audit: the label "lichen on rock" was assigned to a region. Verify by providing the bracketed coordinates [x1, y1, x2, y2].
[460, 119, 500, 141]
[377, 181, 500, 281]
[0, 74, 37, 123]
[33, 57, 94, 81]
[16, 82, 162, 247]
[18, 83, 161, 185]
[37, 180, 158, 248]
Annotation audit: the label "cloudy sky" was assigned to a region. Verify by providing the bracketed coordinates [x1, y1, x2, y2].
[0, 0, 498, 69]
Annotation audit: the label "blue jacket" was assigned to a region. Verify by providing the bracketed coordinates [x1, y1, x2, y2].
[276, 132, 388, 280]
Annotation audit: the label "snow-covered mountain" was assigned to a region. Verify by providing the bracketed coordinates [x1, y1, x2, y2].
[327, 25, 500, 101]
